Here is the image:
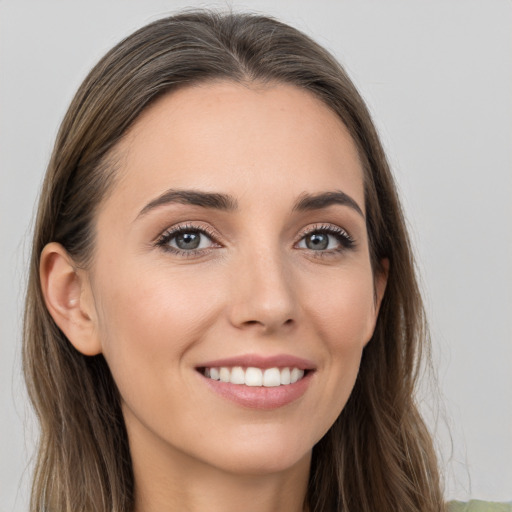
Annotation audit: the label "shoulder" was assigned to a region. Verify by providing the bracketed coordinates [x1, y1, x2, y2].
[447, 501, 512, 512]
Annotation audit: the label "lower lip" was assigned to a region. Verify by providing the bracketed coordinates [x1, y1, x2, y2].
[200, 371, 313, 410]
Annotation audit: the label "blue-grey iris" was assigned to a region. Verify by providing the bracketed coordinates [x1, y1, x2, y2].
[176, 232, 201, 250]
[306, 233, 328, 250]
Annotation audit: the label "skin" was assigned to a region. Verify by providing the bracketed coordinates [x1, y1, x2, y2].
[41, 82, 387, 512]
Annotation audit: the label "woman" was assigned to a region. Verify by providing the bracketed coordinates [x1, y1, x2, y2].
[22, 10, 507, 512]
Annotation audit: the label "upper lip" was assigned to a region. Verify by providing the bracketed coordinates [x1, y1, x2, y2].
[196, 353, 316, 371]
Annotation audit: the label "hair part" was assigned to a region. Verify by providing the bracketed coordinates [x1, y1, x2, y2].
[24, 10, 444, 511]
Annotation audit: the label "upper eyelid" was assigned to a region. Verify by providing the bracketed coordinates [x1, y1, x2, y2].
[296, 223, 353, 240]
[156, 223, 220, 243]
[155, 221, 354, 248]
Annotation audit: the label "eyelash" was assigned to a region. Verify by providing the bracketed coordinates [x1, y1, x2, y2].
[154, 223, 355, 257]
[298, 224, 356, 257]
[155, 223, 220, 257]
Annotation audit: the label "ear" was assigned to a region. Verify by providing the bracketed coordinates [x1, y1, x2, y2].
[363, 258, 389, 346]
[374, 258, 389, 313]
[40, 242, 102, 356]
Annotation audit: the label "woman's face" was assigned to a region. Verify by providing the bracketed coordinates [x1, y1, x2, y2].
[85, 82, 386, 476]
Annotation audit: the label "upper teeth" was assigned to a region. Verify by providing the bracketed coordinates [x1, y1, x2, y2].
[204, 367, 305, 387]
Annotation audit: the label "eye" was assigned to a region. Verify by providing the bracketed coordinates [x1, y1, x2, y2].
[296, 225, 355, 253]
[155, 224, 219, 255]
[172, 231, 206, 250]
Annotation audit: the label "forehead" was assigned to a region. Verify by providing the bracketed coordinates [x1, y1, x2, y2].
[106, 81, 365, 217]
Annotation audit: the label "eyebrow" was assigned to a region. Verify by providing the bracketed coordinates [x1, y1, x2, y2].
[136, 188, 364, 219]
[137, 189, 238, 219]
[292, 191, 364, 218]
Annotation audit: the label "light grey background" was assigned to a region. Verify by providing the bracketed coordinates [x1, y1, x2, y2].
[1, 1, 511, 510]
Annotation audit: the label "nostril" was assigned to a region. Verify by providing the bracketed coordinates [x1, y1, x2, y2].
[242, 318, 294, 328]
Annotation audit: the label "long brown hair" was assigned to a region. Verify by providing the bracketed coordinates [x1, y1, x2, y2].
[23, 10, 444, 511]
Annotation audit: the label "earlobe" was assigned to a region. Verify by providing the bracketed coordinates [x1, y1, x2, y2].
[40, 242, 102, 356]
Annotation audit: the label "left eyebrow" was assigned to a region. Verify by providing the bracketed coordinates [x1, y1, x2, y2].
[292, 191, 365, 218]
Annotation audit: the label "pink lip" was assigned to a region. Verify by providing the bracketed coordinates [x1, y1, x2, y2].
[200, 372, 313, 410]
[196, 353, 316, 371]
[195, 353, 316, 410]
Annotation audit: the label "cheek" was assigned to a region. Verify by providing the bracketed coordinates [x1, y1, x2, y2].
[92, 262, 223, 394]
[301, 265, 376, 419]
[305, 264, 377, 348]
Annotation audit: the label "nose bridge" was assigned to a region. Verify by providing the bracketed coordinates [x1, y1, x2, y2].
[228, 240, 297, 332]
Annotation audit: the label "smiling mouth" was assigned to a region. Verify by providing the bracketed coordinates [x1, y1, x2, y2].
[198, 366, 308, 387]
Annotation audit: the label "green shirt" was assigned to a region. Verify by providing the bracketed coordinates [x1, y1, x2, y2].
[447, 501, 512, 512]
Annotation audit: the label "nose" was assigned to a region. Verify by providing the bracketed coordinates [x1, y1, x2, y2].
[227, 246, 298, 334]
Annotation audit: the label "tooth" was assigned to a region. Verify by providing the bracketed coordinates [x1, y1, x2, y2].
[290, 368, 304, 384]
[280, 367, 291, 385]
[245, 367, 263, 386]
[230, 366, 245, 385]
[219, 367, 230, 382]
[263, 368, 281, 387]
[207, 365, 306, 386]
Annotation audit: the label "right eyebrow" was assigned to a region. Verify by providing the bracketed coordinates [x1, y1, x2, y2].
[135, 188, 238, 220]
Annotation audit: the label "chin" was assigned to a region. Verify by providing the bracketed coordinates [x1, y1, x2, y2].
[197, 430, 314, 476]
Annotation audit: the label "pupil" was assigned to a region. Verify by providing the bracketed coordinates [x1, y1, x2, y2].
[176, 232, 200, 250]
[307, 233, 328, 250]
